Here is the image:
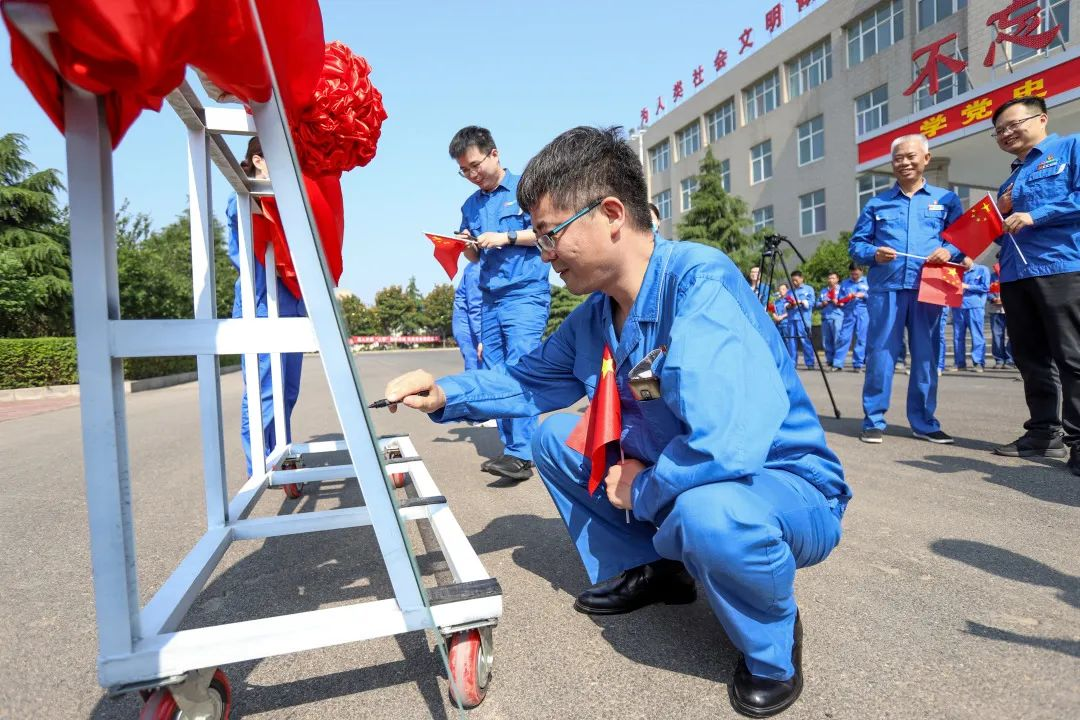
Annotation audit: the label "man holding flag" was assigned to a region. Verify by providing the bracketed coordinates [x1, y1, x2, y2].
[450, 126, 550, 481]
[816, 272, 845, 371]
[836, 263, 869, 372]
[386, 126, 851, 718]
[849, 134, 964, 445]
[987, 96, 1080, 475]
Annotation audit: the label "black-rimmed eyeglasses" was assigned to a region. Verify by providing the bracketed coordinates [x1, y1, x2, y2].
[457, 149, 494, 178]
[991, 114, 1043, 138]
[535, 199, 603, 254]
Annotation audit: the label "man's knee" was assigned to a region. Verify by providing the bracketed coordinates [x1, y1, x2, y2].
[668, 483, 774, 568]
[532, 413, 581, 472]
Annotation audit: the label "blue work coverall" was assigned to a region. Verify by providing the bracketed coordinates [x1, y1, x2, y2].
[836, 276, 870, 369]
[988, 269, 1012, 364]
[459, 171, 550, 461]
[849, 182, 963, 434]
[226, 195, 306, 475]
[430, 237, 851, 681]
[952, 264, 990, 369]
[452, 261, 482, 370]
[785, 284, 816, 368]
[816, 286, 844, 368]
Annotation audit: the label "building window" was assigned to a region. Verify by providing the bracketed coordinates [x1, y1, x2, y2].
[857, 173, 893, 209]
[917, 0, 967, 31]
[797, 116, 825, 166]
[799, 189, 826, 236]
[999, 0, 1069, 66]
[649, 140, 670, 174]
[855, 84, 889, 136]
[752, 206, 774, 232]
[750, 140, 773, 185]
[680, 177, 700, 211]
[706, 99, 736, 142]
[743, 71, 781, 122]
[951, 183, 974, 208]
[677, 122, 702, 160]
[720, 158, 731, 193]
[653, 189, 671, 220]
[914, 47, 968, 110]
[788, 39, 833, 99]
[847, 0, 904, 67]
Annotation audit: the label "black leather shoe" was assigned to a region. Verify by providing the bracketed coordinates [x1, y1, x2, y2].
[480, 455, 505, 472]
[729, 613, 803, 718]
[994, 434, 1067, 458]
[1068, 446, 1080, 477]
[573, 559, 696, 615]
[484, 455, 533, 481]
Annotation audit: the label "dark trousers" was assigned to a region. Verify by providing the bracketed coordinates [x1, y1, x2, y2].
[1001, 271, 1080, 446]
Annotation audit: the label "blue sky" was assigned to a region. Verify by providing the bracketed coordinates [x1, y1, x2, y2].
[1, 0, 826, 302]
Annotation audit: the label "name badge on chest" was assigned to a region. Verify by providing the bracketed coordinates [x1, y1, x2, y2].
[628, 346, 666, 402]
[927, 203, 945, 212]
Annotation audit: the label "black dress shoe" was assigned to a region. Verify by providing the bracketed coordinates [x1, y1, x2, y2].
[484, 455, 533, 481]
[480, 455, 505, 472]
[573, 559, 696, 615]
[729, 613, 803, 718]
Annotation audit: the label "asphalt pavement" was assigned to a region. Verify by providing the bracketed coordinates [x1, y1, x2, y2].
[1, 349, 1077, 719]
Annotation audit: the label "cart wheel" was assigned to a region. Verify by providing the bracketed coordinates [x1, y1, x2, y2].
[391, 472, 407, 489]
[447, 628, 492, 709]
[282, 482, 303, 499]
[138, 669, 232, 720]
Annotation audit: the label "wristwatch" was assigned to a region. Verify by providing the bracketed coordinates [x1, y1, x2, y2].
[507, 229, 518, 246]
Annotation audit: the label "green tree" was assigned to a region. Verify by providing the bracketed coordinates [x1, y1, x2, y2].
[403, 276, 426, 332]
[675, 147, 762, 272]
[797, 232, 853, 292]
[0, 133, 70, 337]
[374, 285, 412, 334]
[339, 294, 380, 336]
[423, 283, 455, 339]
[546, 284, 586, 337]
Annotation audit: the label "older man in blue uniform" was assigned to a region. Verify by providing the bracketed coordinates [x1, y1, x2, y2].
[849, 134, 964, 445]
[387, 126, 850, 717]
[451, 126, 550, 481]
[989, 97, 1080, 475]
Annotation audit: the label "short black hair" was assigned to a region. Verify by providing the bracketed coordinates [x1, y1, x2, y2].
[848, 262, 859, 271]
[449, 126, 495, 159]
[649, 202, 660, 219]
[518, 126, 653, 233]
[991, 96, 1047, 126]
[790, 270, 803, 279]
[828, 271, 840, 277]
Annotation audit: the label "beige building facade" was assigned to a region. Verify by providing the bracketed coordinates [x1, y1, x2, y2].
[630, 0, 1080, 258]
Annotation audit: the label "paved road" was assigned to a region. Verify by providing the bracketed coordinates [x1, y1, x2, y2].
[1, 350, 1077, 719]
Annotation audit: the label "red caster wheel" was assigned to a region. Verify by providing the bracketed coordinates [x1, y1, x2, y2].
[139, 669, 231, 720]
[282, 482, 303, 499]
[390, 472, 407, 489]
[446, 627, 493, 709]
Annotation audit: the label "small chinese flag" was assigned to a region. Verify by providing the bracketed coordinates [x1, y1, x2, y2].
[918, 263, 965, 307]
[941, 192, 1004, 259]
[425, 233, 469, 279]
[566, 345, 623, 495]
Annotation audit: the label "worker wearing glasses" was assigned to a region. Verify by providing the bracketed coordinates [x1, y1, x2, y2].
[387, 126, 851, 718]
[450, 126, 550, 482]
[990, 96, 1080, 477]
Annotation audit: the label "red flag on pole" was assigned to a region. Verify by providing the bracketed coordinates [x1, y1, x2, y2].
[566, 345, 623, 495]
[941, 192, 1004, 259]
[425, 233, 470, 279]
[918, 263, 965, 307]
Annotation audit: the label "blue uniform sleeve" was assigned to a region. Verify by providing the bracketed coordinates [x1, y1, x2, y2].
[431, 304, 587, 422]
[1028, 140, 1080, 227]
[849, 202, 878, 266]
[942, 192, 965, 262]
[969, 266, 989, 294]
[630, 276, 790, 525]
[226, 195, 241, 271]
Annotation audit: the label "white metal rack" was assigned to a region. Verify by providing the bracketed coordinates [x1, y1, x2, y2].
[5, 3, 500, 716]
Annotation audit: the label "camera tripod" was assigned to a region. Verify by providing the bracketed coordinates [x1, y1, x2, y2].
[758, 234, 840, 418]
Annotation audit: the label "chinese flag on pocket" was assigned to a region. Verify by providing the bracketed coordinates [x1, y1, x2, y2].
[918, 263, 965, 307]
[566, 345, 623, 495]
[941, 192, 1004, 259]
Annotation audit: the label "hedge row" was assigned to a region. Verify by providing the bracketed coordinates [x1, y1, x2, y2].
[0, 338, 239, 389]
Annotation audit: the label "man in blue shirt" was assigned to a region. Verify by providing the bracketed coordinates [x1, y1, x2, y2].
[951, 263, 990, 372]
[749, 265, 771, 306]
[451, 261, 482, 371]
[989, 97, 1080, 476]
[849, 134, 964, 445]
[450, 126, 551, 481]
[786, 271, 816, 370]
[836, 263, 870, 372]
[387, 126, 850, 718]
[816, 272, 844, 372]
[987, 262, 1013, 368]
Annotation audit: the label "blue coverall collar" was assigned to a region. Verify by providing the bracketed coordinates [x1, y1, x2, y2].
[603, 236, 673, 367]
[888, 179, 931, 199]
[480, 169, 513, 197]
[1011, 133, 1060, 171]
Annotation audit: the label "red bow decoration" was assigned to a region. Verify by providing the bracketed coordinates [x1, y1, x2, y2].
[566, 345, 623, 495]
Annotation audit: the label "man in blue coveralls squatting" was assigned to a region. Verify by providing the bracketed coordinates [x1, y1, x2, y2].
[850, 133, 964, 445]
[989, 96, 1080, 475]
[386, 126, 851, 717]
[451, 126, 551, 482]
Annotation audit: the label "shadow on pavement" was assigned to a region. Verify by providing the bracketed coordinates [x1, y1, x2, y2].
[899, 454, 1078, 507]
[964, 621, 1080, 660]
[432, 426, 503, 465]
[467, 514, 737, 684]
